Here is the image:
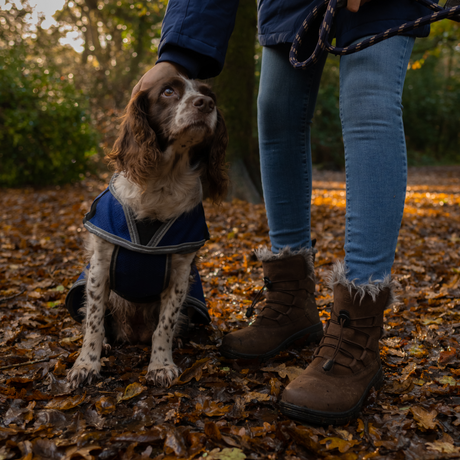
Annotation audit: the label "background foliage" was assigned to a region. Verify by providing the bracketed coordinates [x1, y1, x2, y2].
[0, 1, 99, 186]
[311, 19, 460, 169]
[1, 0, 460, 188]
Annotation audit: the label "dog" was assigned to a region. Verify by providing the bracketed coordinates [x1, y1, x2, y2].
[66, 70, 228, 388]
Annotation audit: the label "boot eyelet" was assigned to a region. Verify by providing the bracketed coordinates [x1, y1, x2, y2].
[338, 310, 351, 327]
[263, 277, 273, 289]
[323, 359, 334, 371]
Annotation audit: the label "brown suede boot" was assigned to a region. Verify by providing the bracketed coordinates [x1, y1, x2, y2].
[280, 262, 395, 425]
[220, 247, 323, 360]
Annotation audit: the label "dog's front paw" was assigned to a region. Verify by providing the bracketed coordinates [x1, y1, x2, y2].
[146, 364, 181, 387]
[67, 361, 101, 389]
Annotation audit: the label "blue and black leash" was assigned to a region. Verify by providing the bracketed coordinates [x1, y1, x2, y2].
[290, 0, 460, 68]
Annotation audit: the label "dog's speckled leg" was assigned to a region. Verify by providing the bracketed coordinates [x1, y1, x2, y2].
[146, 253, 196, 387]
[67, 237, 113, 388]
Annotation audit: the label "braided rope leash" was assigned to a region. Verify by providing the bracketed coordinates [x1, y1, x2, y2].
[290, 0, 460, 68]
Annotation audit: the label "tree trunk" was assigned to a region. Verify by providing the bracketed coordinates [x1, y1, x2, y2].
[212, 0, 261, 204]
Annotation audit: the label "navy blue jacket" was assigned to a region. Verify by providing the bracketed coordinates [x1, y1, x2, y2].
[158, 0, 433, 79]
[65, 175, 210, 325]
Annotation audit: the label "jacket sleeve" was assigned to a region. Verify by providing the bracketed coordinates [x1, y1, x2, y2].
[157, 0, 240, 79]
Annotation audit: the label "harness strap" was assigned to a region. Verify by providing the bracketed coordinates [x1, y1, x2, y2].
[290, 0, 460, 69]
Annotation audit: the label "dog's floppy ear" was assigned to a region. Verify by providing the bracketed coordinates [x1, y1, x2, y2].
[106, 91, 161, 188]
[205, 108, 229, 203]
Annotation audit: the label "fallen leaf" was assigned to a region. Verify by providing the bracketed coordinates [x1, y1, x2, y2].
[52, 360, 67, 376]
[421, 317, 443, 325]
[437, 375, 458, 386]
[199, 400, 231, 417]
[385, 378, 414, 395]
[60, 335, 82, 345]
[45, 393, 86, 411]
[111, 428, 164, 443]
[118, 382, 146, 401]
[173, 357, 210, 385]
[205, 422, 222, 441]
[426, 440, 460, 454]
[285, 425, 322, 453]
[438, 347, 457, 366]
[362, 449, 381, 459]
[28, 291, 42, 299]
[401, 362, 417, 381]
[269, 377, 282, 397]
[164, 429, 188, 457]
[410, 406, 439, 430]
[95, 396, 116, 415]
[242, 391, 271, 404]
[408, 343, 427, 357]
[84, 407, 105, 430]
[387, 348, 406, 357]
[207, 448, 246, 460]
[187, 431, 207, 457]
[320, 436, 359, 453]
[335, 429, 353, 442]
[261, 363, 304, 382]
[63, 444, 102, 460]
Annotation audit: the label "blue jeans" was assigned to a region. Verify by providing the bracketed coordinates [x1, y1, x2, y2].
[258, 36, 414, 284]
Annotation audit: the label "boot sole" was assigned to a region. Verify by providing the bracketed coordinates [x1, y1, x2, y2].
[220, 322, 324, 361]
[279, 366, 384, 426]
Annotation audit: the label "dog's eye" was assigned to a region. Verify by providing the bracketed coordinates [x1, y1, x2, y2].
[163, 88, 175, 97]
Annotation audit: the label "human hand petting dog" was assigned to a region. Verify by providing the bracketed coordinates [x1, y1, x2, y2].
[346, 0, 370, 12]
[131, 61, 188, 98]
[131, 0, 369, 98]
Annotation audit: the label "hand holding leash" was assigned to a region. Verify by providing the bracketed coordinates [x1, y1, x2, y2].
[290, 0, 460, 69]
[344, 0, 370, 13]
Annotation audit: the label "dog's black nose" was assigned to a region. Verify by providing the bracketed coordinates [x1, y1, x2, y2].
[193, 96, 215, 113]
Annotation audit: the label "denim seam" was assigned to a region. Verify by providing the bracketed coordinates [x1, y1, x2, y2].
[301, 70, 315, 250]
[394, 37, 412, 274]
[339, 64, 350, 275]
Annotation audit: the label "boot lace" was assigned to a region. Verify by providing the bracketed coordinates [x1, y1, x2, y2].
[319, 310, 381, 372]
[245, 277, 272, 318]
[322, 310, 350, 371]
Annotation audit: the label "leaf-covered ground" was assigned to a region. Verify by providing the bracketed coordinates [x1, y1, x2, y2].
[1, 166, 459, 460]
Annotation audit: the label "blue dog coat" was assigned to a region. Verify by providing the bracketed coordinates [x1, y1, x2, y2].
[65, 175, 210, 324]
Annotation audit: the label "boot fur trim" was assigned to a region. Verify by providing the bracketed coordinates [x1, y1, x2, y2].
[255, 246, 316, 272]
[327, 261, 398, 308]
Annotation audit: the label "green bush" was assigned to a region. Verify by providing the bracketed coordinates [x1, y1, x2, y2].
[0, 45, 99, 187]
[403, 56, 460, 165]
[311, 55, 344, 170]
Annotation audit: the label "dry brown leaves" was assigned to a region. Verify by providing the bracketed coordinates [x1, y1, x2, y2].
[0, 166, 459, 459]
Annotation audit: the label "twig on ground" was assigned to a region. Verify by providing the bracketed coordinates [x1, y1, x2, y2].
[0, 289, 26, 304]
[0, 357, 50, 370]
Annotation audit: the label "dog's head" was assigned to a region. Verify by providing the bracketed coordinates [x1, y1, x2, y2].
[107, 70, 228, 203]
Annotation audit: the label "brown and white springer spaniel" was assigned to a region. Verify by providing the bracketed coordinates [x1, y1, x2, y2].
[67, 69, 228, 388]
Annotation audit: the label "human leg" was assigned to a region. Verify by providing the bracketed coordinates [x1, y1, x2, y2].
[220, 45, 326, 359]
[281, 35, 414, 425]
[258, 44, 326, 253]
[341, 35, 415, 284]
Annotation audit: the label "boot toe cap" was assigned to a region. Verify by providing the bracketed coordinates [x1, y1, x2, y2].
[282, 374, 339, 413]
[220, 328, 251, 358]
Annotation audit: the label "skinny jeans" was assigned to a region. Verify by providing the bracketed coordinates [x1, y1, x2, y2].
[257, 36, 414, 284]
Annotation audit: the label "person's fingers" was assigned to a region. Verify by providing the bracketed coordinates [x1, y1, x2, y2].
[347, 0, 361, 12]
[347, 0, 371, 12]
